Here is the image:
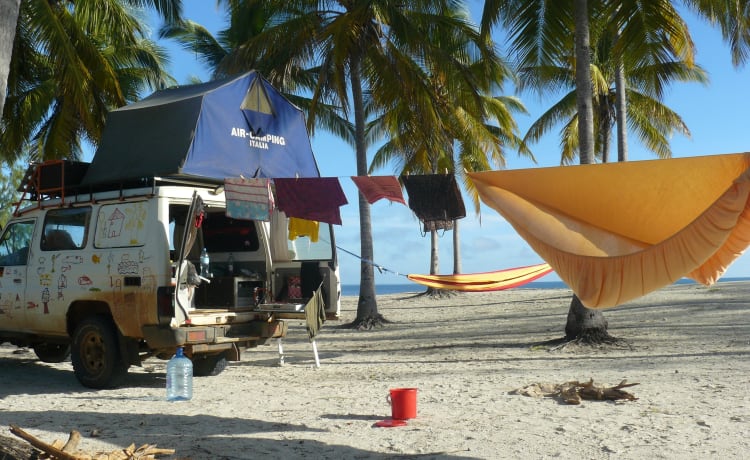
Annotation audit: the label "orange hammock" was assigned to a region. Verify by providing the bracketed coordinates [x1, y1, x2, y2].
[407, 263, 553, 292]
[468, 152, 750, 308]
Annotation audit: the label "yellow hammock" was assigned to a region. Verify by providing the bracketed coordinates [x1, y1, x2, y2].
[407, 263, 553, 292]
[468, 152, 750, 309]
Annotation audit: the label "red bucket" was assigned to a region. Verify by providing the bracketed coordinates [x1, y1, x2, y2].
[387, 388, 418, 420]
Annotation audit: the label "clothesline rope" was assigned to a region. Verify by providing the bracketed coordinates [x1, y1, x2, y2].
[318, 237, 407, 278]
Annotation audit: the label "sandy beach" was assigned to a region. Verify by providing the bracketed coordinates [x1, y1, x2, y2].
[1, 281, 748, 459]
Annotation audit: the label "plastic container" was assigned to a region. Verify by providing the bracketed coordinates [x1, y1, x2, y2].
[199, 248, 210, 277]
[166, 347, 193, 401]
[387, 388, 417, 420]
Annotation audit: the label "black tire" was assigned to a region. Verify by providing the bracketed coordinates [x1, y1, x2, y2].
[192, 353, 228, 377]
[71, 316, 128, 389]
[33, 343, 71, 363]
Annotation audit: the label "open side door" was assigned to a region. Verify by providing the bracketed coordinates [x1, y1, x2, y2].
[174, 192, 204, 318]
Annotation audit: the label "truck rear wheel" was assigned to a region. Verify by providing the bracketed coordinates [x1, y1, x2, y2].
[71, 316, 128, 388]
[192, 353, 228, 377]
[33, 343, 71, 363]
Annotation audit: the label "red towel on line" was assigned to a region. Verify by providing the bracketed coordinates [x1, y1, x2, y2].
[350, 176, 406, 205]
[274, 177, 348, 225]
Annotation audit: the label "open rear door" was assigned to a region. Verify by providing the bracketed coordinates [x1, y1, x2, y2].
[174, 192, 204, 318]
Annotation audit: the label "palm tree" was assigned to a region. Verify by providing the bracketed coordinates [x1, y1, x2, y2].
[367, 2, 530, 299]
[520, 12, 708, 165]
[0, 0, 182, 163]
[482, 0, 603, 341]
[0, 0, 180, 163]
[369, 66, 531, 295]
[481, 0, 750, 343]
[219, 0, 512, 327]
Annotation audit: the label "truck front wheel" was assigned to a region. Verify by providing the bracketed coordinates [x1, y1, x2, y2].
[71, 316, 128, 388]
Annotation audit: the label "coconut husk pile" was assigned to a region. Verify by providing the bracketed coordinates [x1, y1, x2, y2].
[511, 378, 639, 405]
[7, 425, 174, 460]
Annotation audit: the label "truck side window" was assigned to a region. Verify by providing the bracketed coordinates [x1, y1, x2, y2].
[0, 220, 35, 266]
[41, 207, 91, 251]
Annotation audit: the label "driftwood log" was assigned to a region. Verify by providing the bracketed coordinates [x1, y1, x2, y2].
[511, 378, 639, 404]
[9, 425, 175, 460]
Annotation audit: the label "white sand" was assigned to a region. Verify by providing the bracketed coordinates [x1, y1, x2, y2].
[1, 282, 749, 459]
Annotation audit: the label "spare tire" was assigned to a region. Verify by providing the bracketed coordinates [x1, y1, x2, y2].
[192, 353, 228, 377]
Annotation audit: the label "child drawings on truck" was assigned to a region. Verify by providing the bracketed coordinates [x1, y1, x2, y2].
[95, 202, 147, 248]
[106, 207, 125, 238]
[141, 266, 155, 292]
[39, 273, 51, 287]
[41, 287, 50, 313]
[117, 254, 139, 275]
[57, 274, 67, 301]
[0, 293, 11, 318]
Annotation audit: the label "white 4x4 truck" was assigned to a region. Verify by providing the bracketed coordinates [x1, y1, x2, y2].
[0, 164, 340, 388]
[0, 72, 342, 388]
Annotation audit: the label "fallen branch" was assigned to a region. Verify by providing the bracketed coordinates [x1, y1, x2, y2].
[9, 425, 175, 460]
[9, 425, 78, 460]
[510, 378, 639, 405]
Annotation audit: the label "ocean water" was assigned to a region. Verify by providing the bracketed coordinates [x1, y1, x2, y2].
[343, 277, 750, 297]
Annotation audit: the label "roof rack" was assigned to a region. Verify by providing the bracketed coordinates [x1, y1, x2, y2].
[12, 161, 225, 217]
[13, 160, 90, 216]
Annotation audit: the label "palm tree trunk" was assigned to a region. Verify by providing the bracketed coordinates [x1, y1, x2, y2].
[567, 0, 610, 342]
[452, 219, 461, 274]
[600, 104, 612, 163]
[574, 0, 595, 164]
[430, 228, 439, 275]
[349, 53, 379, 324]
[0, 0, 21, 119]
[615, 59, 628, 162]
[565, 294, 609, 341]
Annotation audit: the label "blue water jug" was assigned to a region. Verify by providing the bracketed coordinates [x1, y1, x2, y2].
[166, 347, 193, 401]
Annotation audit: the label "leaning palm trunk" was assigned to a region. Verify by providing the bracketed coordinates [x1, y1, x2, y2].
[0, 0, 21, 119]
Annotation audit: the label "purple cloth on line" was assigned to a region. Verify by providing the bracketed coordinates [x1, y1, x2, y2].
[274, 177, 348, 225]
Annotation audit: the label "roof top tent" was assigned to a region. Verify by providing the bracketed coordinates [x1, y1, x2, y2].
[81, 71, 321, 187]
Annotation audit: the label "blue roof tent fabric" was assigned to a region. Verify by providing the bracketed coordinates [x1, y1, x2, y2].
[81, 71, 320, 186]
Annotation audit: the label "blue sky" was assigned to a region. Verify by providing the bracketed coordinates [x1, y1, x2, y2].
[143, 2, 750, 285]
